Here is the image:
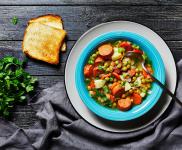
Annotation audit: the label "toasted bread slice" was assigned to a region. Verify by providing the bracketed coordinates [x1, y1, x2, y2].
[29, 14, 66, 51]
[22, 22, 66, 64]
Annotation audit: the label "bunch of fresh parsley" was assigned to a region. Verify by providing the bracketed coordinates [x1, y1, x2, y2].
[0, 56, 37, 117]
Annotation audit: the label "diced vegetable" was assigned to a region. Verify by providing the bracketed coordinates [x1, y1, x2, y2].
[112, 51, 122, 61]
[125, 82, 131, 91]
[94, 79, 106, 89]
[132, 93, 142, 105]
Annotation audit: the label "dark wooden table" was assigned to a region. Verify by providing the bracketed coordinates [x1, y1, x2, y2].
[0, 0, 182, 128]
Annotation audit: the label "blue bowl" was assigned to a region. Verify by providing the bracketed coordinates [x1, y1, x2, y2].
[75, 31, 165, 121]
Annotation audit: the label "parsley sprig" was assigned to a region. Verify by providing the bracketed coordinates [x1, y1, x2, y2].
[0, 56, 37, 117]
[11, 16, 18, 25]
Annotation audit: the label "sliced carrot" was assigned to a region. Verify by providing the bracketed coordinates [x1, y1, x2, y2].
[100, 73, 111, 79]
[95, 56, 104, 64]
[89, 80, 95, 89]
[112, 72, 121, 80]
[110, 82, 119, 90]
[117, 98, 132, 111]
[131, 93, 142, 105]
[84, 64, 93, 77]
[112, 84, 124, 96]
[98, 44, 113, 58]
[128, 69, 136, 77]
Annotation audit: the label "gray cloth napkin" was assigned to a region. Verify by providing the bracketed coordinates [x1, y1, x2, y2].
[0, 61, 182, 150]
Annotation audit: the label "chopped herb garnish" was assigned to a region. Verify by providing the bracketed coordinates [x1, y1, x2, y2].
[0, 56, 37, 118]
[12, 16, 18, 25]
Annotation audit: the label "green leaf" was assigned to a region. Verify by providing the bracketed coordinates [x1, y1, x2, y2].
[0, 56, 37, 117]
[20, 96, 26, 101]
[12, 16, 18, 25]
[26, 85, 34, 92]
[30, 77, 38, 84]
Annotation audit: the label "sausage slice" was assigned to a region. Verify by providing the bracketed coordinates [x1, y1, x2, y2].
[98, 44, 113, 58]
[117, 98, 132, 111]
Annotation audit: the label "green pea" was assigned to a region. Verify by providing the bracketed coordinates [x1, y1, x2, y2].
[117, 64, 122, 68]
[141, 79, 145, 83]
[106, 68, 110, 72]
[96, 51, 99, 55]
[109, 66, 113, 72]
[115, 60, 119, 65]
[105, 77, 110, 81]
[123, 61, 127, 66]
[127, 64, 130, 69]
[135, 68, 139, 72]
[122, 67, 127, 71]
[132, 76, 136, 80]
[112, 102, 117, 108]
[88, 60, 94, 64]
[104, 62, 109, 67]
[127, 59, 131, 64]
[109, 77, 114, 82]
[92, 54, 97, 58]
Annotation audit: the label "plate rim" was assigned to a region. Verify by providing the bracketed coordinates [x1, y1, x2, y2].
[64, 21, 177, 133]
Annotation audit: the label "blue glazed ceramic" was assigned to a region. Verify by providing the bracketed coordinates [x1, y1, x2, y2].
[75, 31, 165, 121]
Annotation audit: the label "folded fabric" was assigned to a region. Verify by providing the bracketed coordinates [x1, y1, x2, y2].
[0, 60, 182, 150]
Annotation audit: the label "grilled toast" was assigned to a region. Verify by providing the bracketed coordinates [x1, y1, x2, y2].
[28, 14, 66, 51]
[22, 22, 66, 64]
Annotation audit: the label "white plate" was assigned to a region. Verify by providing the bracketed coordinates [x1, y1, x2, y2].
[65, 21, 177, 132]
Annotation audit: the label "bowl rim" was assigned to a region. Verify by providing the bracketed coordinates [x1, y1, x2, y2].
[75, 31, 165, 121]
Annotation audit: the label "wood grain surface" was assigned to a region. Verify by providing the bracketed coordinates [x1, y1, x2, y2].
[0, 1, 181, 128]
